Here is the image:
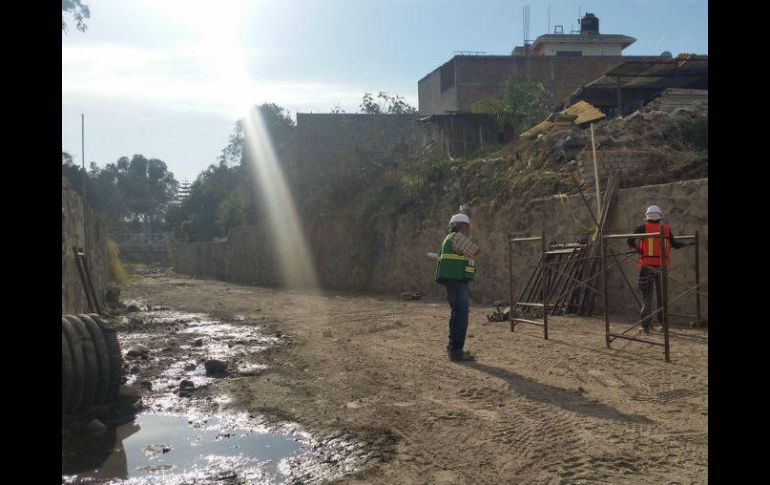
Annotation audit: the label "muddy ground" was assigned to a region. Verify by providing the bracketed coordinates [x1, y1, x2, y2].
[121, 268, 707, 485]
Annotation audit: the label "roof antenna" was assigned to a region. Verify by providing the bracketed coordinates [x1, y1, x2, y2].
[523, 5, 531, 45]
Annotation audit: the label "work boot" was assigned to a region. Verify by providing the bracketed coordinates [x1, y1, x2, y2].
[639, 325, 651, 336]
[449, 350, 475, 362]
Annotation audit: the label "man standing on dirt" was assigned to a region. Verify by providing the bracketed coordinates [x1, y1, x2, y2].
[435, 213, 480, 362]
[626, 205, 688, 335]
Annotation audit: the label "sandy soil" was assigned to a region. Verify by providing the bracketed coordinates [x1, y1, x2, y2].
[123, 270, 707, 485]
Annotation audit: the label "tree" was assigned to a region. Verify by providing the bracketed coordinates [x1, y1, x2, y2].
[472, 77, 554, 137]
[359, 92, 416, 115]
[62, 153, 178, 232]
[62, 151, 84, 190]
[258, 103, 295, 131]
[360, 92, 381, 114]
[166, 161, 248, 241]
[385, 93, 417, 114]
[167, 102, 298, 242]
[62, 0, 90, 33]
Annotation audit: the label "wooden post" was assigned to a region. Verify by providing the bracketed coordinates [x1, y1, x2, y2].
[601, 231, 610, 349]
[590, 123, 601, 219]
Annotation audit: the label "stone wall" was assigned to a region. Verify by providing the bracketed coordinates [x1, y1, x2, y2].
[172, 178, 707, 321]
[62, 178, 111, 314]
[578, 149, 659, 187]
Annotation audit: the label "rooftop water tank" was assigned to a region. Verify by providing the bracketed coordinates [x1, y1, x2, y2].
[580, 13, 599, 34]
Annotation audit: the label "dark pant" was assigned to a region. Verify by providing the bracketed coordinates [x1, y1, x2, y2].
[445, 280, 470, 354]
[638, 266, 663, 329]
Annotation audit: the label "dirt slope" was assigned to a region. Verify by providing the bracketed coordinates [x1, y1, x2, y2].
[124, 271, 707, 485]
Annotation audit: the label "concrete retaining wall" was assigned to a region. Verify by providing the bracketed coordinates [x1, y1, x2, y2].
[62, 179, 111, 314]
[173, 178, 707, 320]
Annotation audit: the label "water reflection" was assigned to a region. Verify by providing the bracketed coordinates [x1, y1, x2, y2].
[62, 421, 139, 481]
[63, 413, 302, 483]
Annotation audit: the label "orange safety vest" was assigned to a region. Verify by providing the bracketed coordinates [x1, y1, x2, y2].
[637, 222, 671, 268]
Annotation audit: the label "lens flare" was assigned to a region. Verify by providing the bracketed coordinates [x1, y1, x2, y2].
[241, 108, 319, 291]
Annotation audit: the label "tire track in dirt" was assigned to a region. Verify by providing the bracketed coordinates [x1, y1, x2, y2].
[123, 274, 708, 485]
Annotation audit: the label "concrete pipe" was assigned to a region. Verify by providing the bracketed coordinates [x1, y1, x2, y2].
[61, 314, 123, 415]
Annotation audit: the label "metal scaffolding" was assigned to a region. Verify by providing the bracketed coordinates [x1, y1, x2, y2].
[508, 232, 550, 340]
[601, 228, 705, 362]
[506, 227, 705, 362]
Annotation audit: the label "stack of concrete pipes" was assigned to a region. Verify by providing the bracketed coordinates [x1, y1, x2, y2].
[62, 314, 123, 415]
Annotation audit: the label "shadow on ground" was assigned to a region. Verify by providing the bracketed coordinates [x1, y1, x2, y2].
[463, 361, 653, 424]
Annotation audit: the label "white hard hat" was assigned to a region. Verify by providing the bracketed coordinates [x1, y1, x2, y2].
[645, 205, 663, 220]
[449, 213, 470, 225]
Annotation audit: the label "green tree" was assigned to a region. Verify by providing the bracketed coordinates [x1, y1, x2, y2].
[360, 92, 381, 114]
[473, 77, 554, 137]
[166, 161, 247, 241]
[62, 151, 85, 190]
[359, 92, 416, 115]
[168, 103, 296, 242]
[62, 0, 90, 33]
[384, 93, 417, 114]
[62, 153, 178, 232]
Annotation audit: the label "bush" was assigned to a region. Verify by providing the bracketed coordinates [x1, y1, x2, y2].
[677, 116, 708, 151]
[106, 239, 128, 284]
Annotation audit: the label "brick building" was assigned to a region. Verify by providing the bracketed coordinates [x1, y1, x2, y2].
[417, 13, 656, 157]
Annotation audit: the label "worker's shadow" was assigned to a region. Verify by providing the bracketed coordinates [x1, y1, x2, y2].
[462, 361, 653, 425]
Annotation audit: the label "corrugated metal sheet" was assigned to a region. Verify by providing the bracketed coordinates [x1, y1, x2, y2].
[519, 100, 604, 138]
[564, 55, 708, 109]
[562, 100, 606, 125]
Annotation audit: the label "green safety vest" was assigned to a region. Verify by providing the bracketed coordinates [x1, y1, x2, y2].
[435, 233, 476, 283]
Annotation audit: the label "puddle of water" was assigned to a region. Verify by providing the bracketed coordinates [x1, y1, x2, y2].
[64, 307, 379, 484]
[63, 413, 303, 484]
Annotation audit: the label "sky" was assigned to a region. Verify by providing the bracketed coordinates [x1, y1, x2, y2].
[61, 0, 708, 183]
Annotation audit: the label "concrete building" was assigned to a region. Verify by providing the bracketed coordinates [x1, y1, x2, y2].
[417, 13, 651, 157]
[512, 13, 636, 57]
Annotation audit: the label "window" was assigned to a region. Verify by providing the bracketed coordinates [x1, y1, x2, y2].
[556, 51, 582, 57]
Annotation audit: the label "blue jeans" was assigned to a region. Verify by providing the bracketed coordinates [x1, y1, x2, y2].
[639, 266, 663, 329]
[445, 280, 470, 353]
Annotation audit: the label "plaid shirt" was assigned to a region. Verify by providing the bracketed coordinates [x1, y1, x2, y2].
[450, 231, 478, 257]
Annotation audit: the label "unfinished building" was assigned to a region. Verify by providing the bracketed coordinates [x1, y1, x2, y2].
[417, 12, 659, 157]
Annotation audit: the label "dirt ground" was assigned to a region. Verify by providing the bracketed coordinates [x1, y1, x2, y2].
[122, 270, 707, 485]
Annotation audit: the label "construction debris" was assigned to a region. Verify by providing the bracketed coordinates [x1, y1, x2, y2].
[562, 101, 606, 125]
[520, 101, 605, 139]
[486, 301, 510, 322]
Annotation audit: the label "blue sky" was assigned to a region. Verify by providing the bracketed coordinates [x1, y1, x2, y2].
[62, 0, 708, 182]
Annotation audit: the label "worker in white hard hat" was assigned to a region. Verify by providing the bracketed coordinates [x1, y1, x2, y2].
[435, 213, 481, 361]
[626, 205, 690, 334]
